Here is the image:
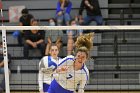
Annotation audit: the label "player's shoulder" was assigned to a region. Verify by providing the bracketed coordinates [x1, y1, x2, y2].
[62, 55, 74, 61]
[58, 55, 75, 66]
[66, 55, 75, 58]
[40, 56, 49, 63]
[41, 56, 49, 60]
[82, 65, 89, 75]
[81, 65, 89, 80]
[58, 57, 62, 61]
[39, 56, 49, 67]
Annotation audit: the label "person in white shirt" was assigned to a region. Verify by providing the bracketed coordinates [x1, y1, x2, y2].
[48, 33, 94, 93]
[38, 44, 61, 93]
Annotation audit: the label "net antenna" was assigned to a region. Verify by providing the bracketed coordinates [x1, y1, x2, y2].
[0, 0, 10, 93]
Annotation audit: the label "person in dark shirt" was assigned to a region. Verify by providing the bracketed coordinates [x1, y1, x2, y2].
[19, 8, 33, 26]
[79, 0, 103, 25]
[17, 8, 34, 46]
[24, 19, 45, 58]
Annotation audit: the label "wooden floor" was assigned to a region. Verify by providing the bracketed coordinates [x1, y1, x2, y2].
[9, 91, 140, 93]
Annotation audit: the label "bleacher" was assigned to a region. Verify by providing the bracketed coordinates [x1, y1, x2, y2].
[0, 0, 140, 91]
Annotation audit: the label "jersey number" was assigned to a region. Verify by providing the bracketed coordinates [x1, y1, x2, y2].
[66, 74, 73, 79]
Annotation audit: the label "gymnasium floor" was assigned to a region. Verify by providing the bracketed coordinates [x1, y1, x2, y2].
[10, 91, 140, 93]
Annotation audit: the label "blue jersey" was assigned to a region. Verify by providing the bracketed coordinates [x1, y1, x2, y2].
[56, 1, 72, 14]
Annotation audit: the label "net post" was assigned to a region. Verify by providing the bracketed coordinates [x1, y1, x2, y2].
[2, 28, 10, 93]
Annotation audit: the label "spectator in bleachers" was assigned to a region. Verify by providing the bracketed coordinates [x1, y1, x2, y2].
[0, 42, 11, 93]
[17, 8, 34, 46]
[74, 15, 83, 25]
[24, 19, 45, 58]
[56, 0, 72, 26]
[79, 0, 103, 26]
[45, 18, 63, 56]
[67, 19, 83, 55]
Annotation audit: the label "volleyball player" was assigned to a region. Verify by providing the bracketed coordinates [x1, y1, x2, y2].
[48, 33, 94, 93]
[38, 44, 61, 93]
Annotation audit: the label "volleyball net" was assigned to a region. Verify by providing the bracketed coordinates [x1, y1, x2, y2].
[1, 25, 140, 93]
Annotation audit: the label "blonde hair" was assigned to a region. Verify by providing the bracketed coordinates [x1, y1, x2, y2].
[75, 33, 94, 57]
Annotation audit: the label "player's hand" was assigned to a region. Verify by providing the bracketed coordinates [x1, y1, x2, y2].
[57, 11, 63, 16]
[56, 66, 69, 73]
[39, 89, 44, 93]
[41, 68, 53, 74]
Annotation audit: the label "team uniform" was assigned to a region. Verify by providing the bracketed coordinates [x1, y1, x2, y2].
[48, 55, 89, 93]
[38, 56, 61, 92]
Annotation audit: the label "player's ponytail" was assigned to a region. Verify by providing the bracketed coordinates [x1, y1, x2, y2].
[75, 33, 94, 57]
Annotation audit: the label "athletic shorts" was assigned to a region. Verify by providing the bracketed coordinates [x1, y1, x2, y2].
[48, 79, 74, 93]
[43, 83, 50, 92]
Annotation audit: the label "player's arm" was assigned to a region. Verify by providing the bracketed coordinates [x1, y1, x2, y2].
[78, 79, 87, 93]
[58, 55, 74, 66]
[0, 60, 4, 67]
[56, 55, 74, 72]
[38, 57, 46, 92]
[78, 72, 89, 93]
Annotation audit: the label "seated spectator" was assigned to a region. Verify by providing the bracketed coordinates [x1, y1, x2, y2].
[74, 15, 82, 25]
[56, 0, 72, 26]
[45, 18, 63, 55]
[67, 19, 83, 55]
[79, 0, 103, 26]
[0, 42, 11, 93]
[17, 8, 34, 46]
[24, 19, 45, 58]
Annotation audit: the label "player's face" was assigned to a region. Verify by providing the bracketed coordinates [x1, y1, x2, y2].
[49, 46, 59, 58]
[75, 51, 87, 68]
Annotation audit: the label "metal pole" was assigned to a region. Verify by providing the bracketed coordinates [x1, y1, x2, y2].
[120, 9, 127, 43]
[0, 0, 10, 93]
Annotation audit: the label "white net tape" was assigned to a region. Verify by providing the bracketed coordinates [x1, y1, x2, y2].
[0, 25, 140, 30]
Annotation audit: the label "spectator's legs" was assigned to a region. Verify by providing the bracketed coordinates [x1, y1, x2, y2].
[84, 15, 103, 25]
[0, 68, 11, 90]
[83, 15, 93, 25]
[83, 15, 93, 33]
[38, 43, 45, 57]
[0, 68, 4, 91]
[24, 43, 30, 58]
[56, 14, 64, 26]
[17, 32, 23, 46]
[94, 16, 103, 25]
[64, 13, 71, 25]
